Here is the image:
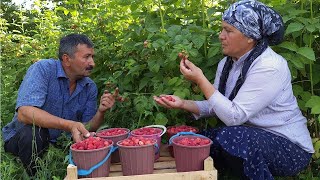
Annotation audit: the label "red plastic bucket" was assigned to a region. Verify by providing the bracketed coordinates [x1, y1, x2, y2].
[69, 137, 114, 178]
[166, 125, 199, 157]
[117, 136, 158, 176]
[96, 128, 130, 163]
[130, 125, 166, 160]
[171, 134, 212, 172]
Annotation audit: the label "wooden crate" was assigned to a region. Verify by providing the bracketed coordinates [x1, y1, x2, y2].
[65, 145, 217, 180]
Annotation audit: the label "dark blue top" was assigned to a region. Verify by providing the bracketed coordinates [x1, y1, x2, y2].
[2, 59, 98, 142]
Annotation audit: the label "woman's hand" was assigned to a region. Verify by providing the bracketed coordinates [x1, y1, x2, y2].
[153, 95, 184, 109]
[180, 59, 206, 85]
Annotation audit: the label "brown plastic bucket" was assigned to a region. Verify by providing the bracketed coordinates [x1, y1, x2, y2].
[69, 139, 114, 178]
[96, 128, 130, 163]
[117, 137, 158, 176]
[171, 134, 212, 172]
[166, 125, 199, 158]
[130, 125, 166, 160]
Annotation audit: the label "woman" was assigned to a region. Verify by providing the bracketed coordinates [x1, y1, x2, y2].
[153, 0, 314, 179]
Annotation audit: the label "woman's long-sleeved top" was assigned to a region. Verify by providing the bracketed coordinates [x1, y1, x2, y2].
[194, 47, 314, 153]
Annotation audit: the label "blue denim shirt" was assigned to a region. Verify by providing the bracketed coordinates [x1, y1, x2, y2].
[2, 59, 98, 142]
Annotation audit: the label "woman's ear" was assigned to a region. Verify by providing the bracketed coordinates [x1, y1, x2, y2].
[248, 38, 254, 43]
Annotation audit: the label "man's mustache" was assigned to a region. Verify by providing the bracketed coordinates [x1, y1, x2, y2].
[86, 66, 94, 70]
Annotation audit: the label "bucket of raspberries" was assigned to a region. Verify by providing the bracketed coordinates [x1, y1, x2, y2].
[96, 128, 130, 163]
[130, 125, 166, 160]
[169, 132, 212, 172]
[69, 136, 115, 178]
[166, 125, 199, 157]
[117, 136, 158, 176]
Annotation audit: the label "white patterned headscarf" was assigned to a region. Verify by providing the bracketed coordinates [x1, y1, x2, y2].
[222, 0, 284, 45]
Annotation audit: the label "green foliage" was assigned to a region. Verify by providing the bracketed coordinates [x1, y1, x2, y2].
[1, 0, 320, 179]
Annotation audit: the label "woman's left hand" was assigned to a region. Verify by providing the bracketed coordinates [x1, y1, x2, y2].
[180, 59, 206, 84]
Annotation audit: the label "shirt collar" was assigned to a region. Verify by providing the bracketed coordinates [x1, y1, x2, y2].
[56, 60, 67, 78]
[233, 49, 253, 65]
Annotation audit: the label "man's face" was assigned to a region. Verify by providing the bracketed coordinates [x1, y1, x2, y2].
[68, 44, 95, 79]
[219, 21, 253, 59]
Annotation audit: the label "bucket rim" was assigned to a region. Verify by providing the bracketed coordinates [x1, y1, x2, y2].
[172, 135, 212, 148]
[96, 128, 130, 138]
[131, 127, 163, 136]
[116, 139, 157, 148]
[70, 140, 114, 152]
[167, 125, 199, 135]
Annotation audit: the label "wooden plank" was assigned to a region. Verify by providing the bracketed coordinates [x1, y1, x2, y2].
[79, 170, 217, 180]
[109, 159, 176, 173]
[66, 164, 77, 180]
[204, 156, 214, 171]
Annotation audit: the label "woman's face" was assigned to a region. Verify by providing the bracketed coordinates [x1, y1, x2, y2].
[219, 21, 255, 60]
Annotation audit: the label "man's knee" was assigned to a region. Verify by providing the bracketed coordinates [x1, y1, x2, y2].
[19, 125, 50, 152]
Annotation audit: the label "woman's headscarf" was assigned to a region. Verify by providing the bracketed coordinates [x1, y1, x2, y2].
[218, 0, 285, 100]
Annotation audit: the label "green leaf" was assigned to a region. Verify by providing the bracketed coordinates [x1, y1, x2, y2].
[297, 47, 315, 61]
[146, 26, 159, 33]
[155, 112, 168, 125]
[313, 139, 320, 158]
[208, 118, 218, 127]
[138, 77, 149, 91]
[63, 9, 69, 15]
[306, 24, 316, 33]
[292, 84, 303, 96]
[167, 25, 181, 38]
[150, 63, 160, 73]
[301, 91, 312, 103]
[168, 77, 179, 86]
[290, 56, 304, 69]
[311, 104, 320, 114]
[312, 64, 320, 85]
[191, 34, 206, 49]
[305, 96, 320, 108]
[188, 49, 199, 57]
[277, 41, 298, 52]
[285, 22, 304, 35]
[207, 46, 220, 58]
[70, 10, 79, 17]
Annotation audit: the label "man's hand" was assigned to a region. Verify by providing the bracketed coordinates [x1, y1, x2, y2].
[70, 121, 90, 142]
[98, 87, 125, 113]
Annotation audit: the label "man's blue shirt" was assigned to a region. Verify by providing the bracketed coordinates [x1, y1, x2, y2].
[2, 59, 98, 142]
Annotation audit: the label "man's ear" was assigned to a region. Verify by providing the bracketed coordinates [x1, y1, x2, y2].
[62, 54, 71, 66]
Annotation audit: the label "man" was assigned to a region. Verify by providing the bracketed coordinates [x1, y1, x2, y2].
[2, 33, 120, 176]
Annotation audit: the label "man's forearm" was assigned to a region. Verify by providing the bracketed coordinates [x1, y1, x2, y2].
[17, 106, 74, 132]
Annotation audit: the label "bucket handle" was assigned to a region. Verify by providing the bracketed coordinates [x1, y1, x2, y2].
[144, 125, 167, 137]
[168, 132, 208, 145]
[69, 145, 118, 176]
[154, 142, 160, 155]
